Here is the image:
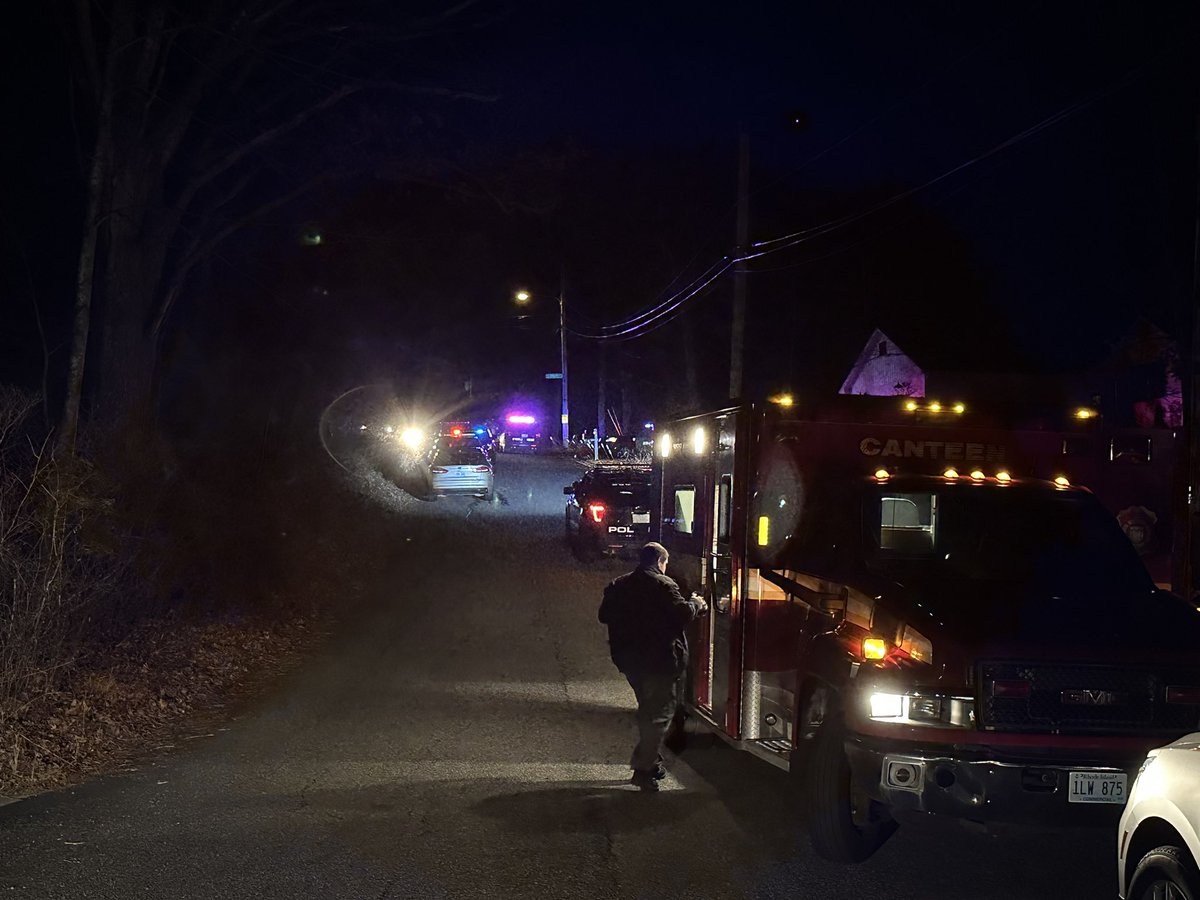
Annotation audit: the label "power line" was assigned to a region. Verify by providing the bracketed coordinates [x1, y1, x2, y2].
[597, 256, 734, 332]
[573, 65, 1149, 343]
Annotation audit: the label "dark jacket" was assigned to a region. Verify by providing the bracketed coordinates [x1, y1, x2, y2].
[598, 566, 705, 675]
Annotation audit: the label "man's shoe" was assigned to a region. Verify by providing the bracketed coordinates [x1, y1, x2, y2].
[630, 770, 660, 792]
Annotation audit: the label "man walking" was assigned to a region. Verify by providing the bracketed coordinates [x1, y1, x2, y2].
[599, 542, 708, 791]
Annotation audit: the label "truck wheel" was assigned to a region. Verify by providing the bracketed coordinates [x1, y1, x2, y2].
[1129, 846, 1200, 900]
[806, 720, 897, 863]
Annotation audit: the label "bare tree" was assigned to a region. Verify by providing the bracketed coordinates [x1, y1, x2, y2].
[57, 0, 490, 448]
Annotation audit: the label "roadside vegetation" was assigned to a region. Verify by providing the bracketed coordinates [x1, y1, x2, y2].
[0, 385, 390, 799]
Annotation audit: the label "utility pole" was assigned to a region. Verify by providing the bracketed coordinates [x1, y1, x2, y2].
[595, 344, 606, 460]
[730, 131, 750, 400]
[1186, 109, 1200, 600]
[559, 270, 570, 446]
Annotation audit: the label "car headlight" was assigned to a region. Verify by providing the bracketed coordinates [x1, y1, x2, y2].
[867, 691, 974, 728]
[399, 428, 425, 450]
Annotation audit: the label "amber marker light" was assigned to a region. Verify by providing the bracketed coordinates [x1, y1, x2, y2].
[1054, 475, 1070, 487]
[953, 402, 966, 414]
[943, 467, 959, 479]
[904, 400, 919, 411]
[862, 638, 889, 660]
[874, 468, 890, 481]
[1074, 407, 1096, 420]
[970, 469, 985, 481]
[928, 402, 942, 413]
[995, 471, 1012, 484]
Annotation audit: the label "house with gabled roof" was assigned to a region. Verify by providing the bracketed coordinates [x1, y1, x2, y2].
[838, 317, 1182, 428]
[838, 328, 925, 397]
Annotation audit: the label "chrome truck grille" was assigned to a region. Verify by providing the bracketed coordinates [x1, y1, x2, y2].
[978, 661, 1200, 734]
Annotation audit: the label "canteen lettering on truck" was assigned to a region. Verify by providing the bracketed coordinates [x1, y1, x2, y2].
[654, 397, 1200, 863]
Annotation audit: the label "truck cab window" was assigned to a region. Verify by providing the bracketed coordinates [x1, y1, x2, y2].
[1110, 435, 1152, 464]
[879, 492, 937, 554]
[673, 486, 696, 534]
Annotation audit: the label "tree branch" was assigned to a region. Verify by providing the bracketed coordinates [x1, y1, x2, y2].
[149, 172, 339, 340]
[176, 81, 363, 217]
[74, 0, 102, 107]
[178, 79, 494, 221]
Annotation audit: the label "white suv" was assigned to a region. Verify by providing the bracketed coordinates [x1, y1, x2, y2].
[1119, 732, 1200, 899]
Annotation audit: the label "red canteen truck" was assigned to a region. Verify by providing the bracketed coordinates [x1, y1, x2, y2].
[655, 398, 1199, 862]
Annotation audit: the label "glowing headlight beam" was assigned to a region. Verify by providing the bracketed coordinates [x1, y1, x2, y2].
[869, 693, 904, 718]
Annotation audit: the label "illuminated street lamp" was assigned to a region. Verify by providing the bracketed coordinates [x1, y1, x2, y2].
[511, 287, 570, 446]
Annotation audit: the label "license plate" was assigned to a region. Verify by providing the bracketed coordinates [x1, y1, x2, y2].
[632, 512, 650, 524]
[1067, 771, 1127, 804]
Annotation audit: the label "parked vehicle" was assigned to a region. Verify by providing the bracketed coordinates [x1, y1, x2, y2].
[440, 421, 497, 464]
[1118, 732, 1200, 899]
[503, 413, 543, 454]
[564, 463, 653, 560]
[430, 443, 493, 500]
[655, 398, 1198, 863]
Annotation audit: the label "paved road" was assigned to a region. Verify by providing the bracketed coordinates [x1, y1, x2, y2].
[1, 455, 1116, 898]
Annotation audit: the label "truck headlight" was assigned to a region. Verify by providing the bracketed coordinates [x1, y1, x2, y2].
[870, 693, 904, 718]
[400, 427, 425, 450]
[867, 691, 974, 728]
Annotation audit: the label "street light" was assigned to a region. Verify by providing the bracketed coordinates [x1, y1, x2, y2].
[511, 286, 570, 447]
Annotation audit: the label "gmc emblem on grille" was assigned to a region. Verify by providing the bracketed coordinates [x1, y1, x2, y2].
[1061, 689, 1126, 706]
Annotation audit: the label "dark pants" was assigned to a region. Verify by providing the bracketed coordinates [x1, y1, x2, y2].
[624, 669, 684, 773]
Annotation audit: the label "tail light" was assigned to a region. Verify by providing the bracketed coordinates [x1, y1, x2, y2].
[431, 466, 448, 474]
[990, 679, 1032, 699]
[474, 466, 491, 473]
[588, 503, 606, 523]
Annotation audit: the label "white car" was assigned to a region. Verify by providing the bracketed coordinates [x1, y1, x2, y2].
[429, 443, 494, 500]
[1118, 732, 1200, 899]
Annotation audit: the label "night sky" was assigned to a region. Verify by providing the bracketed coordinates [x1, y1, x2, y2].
[2, 0, 1198, 427]
[462, 0, 1199, 336]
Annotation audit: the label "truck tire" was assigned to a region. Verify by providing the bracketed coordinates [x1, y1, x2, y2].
[1128, 846, 1200, 900]
[806, 720, 897, 863]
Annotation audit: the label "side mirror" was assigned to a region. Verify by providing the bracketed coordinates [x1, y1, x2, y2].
[563, 485, 574, 495]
